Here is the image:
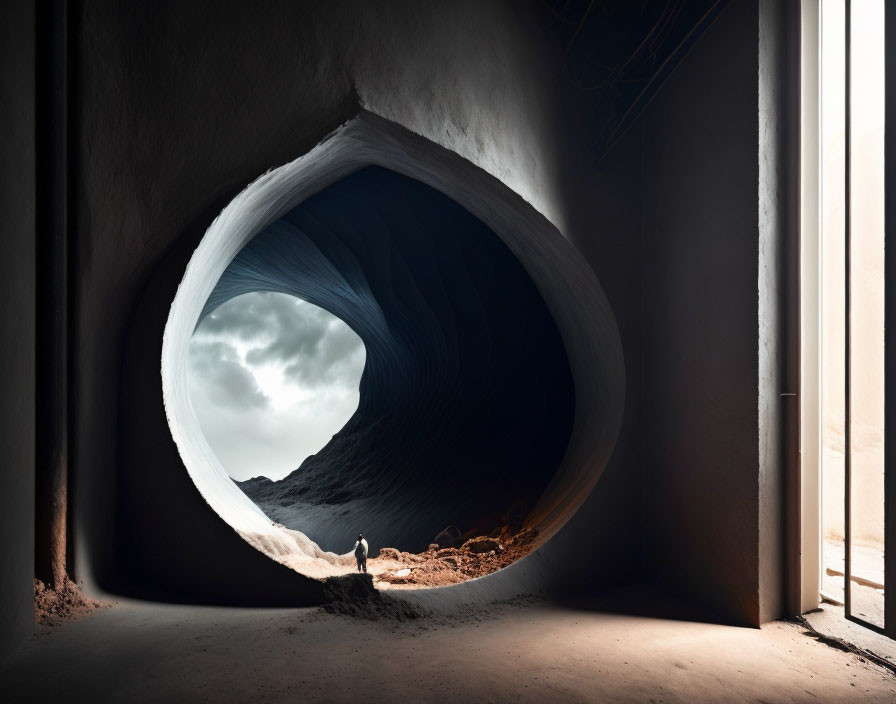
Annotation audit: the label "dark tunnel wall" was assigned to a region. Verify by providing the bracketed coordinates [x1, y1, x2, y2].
[204, 167, 575, 554]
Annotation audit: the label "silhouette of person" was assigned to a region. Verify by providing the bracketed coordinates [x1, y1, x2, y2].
[354, 533, 368, 573]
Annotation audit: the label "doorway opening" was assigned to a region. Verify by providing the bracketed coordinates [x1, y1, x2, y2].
[802, 0, 888, 636]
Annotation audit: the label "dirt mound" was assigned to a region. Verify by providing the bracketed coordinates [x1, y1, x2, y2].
[322, 573, 428, 621]
[374, 527, 538, 587]
[34, 578, 110, 626]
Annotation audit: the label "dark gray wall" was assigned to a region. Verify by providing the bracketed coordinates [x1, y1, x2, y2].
[549, 111, 645, 593]
[640, 0, 764, 626]
[635, 0, 796, 625]
[0, 0, 35, 659]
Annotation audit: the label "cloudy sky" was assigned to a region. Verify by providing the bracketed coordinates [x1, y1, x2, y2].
[187, 292, 366, 481]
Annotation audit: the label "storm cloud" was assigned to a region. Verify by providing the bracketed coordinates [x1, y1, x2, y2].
[187, 292, 366, 481]
[188, 340, 269, 410]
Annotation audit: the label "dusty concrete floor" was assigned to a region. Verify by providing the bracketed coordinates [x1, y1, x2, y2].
[804, 603, 896, 671]
[2, 587, 894, 703]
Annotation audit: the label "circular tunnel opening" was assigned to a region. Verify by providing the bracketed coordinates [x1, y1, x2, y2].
[189, 166, 575, 586]
[162, 114, 624, 591]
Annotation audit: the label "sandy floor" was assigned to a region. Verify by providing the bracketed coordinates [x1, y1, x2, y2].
[2, 587, 895, 703]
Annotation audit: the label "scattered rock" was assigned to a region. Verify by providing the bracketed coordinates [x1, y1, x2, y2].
[463, 537, 500, 554]
[433, 525, 463, 548]
[377, 547, 402, 560]
[372, 527, 539, 587]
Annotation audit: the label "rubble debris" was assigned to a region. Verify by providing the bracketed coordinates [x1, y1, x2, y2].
[432, 525, 463, 548]
[374, 527, 538, 587]
[34, 578, 111, 627]
[462, 537, 500, 554]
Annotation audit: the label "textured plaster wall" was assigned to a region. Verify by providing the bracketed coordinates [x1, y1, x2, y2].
[640, 0, 765, 626]
[634, 0, 795, 625]
[552, 116, 645, 592]
[0, 0, 35, 658]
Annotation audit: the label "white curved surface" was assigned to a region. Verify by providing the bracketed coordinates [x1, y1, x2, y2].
[162, 111, 625, 578]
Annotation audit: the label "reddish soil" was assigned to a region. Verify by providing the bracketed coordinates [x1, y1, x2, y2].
[34, 578, 111, 627]
[372, 527, 538, 587]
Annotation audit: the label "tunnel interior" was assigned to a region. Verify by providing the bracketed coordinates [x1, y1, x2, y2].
[160, 113, 624, 593]
[195, 165, 575, 562]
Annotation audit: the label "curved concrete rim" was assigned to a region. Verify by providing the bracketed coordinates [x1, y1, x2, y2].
[161, 110, 625, 588]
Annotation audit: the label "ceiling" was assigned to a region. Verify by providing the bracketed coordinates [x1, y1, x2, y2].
[541, 0, 731, 159]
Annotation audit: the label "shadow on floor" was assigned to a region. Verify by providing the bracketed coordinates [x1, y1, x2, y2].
[551, 582, 735, 627]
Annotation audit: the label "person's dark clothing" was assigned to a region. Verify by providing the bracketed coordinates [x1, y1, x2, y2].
[354, 538, 368, 573]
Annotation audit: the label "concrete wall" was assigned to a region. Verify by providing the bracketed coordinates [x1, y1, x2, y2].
[637, 0, 795, 625]
[549, 110, 645, 594]
[0, 0, 35, 659]
[640, 0, 761, 626]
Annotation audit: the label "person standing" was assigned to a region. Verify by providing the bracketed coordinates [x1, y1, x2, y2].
[354, 533, 368, 573]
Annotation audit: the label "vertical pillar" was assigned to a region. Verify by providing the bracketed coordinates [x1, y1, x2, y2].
[884, 0, 896, 639]
[0, 0, 37, 658]
[35, 0, 69, 589]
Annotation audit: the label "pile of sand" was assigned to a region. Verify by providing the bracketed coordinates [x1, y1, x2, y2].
[372, 527, 538, 587]
[33, 578, 110, 627]
[238, 523, 354, 578]
[322, 574, 428, 620]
